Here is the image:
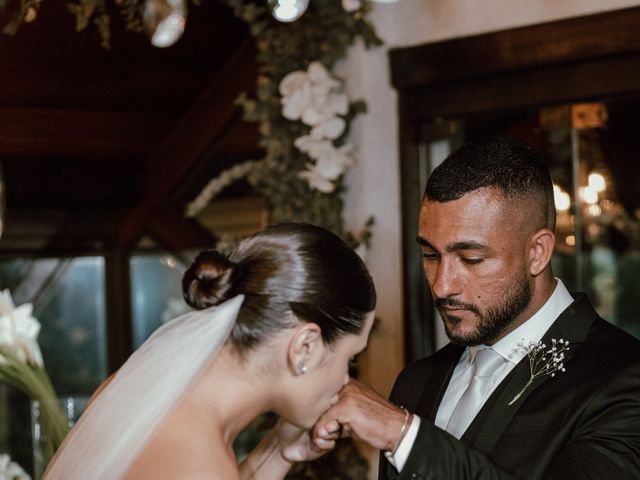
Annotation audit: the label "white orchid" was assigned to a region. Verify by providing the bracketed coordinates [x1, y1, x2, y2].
[0, 454, 30, 480]
[281, 60, 357, 193]
[0, 289, 43, 367]
[280, 61, 348, 127]
[310, 116, 346, 140]
[315, 144, 354, 180]
[298, 167, 336, 193]
[296, 138, 354, 192]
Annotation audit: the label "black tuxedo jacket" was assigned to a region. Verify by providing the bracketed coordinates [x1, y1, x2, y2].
[379, 294, 640, 479]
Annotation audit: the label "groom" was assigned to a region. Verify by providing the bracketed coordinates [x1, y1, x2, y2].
[313, 134, 640, 479]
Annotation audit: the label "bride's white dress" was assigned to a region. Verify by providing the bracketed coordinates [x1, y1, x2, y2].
[44, 295, 244, 480]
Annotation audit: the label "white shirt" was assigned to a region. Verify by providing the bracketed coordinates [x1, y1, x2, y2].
[387, 279, 574, 472]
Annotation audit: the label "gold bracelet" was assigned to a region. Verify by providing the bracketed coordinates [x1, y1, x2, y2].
[388, 407, 411, 457]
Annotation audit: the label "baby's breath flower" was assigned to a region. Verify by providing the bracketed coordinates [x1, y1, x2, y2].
[508, 338, 570, 405]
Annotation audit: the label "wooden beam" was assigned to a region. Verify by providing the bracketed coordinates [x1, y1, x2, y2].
[0, 65, 220, 114]
[144, 204, 218, 252]
[390, 6, 640, 90]
[117, 37, 257, 250]
[0, 108, 172, 156]
[399, 54, 640, 121]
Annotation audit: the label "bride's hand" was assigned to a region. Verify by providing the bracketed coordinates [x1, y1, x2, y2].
[273, 419, 333, 463]
[238, 419, 338, 480]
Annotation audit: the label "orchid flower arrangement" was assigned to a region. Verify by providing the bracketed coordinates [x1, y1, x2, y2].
[279, 61, 354, 193]
[0, 290, 69, 469]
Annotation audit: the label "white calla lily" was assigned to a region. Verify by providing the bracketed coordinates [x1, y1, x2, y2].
[0, 289, 70, 465]
[0, 453, 30, 480]
[0, 289, 44, 367]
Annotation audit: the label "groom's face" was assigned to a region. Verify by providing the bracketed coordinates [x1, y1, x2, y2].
[418, 188, 533, 346]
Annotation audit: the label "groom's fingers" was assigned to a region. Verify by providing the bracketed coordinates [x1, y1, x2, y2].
[312, 378, 409, 452]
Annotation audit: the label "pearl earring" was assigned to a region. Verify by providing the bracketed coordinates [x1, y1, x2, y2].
[298, 364, 307, 375]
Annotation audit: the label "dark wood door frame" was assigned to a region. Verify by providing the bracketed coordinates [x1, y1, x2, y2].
[390, 6, 640, 363]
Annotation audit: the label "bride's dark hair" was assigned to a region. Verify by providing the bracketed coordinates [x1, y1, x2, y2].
[182, 223, 376, 350]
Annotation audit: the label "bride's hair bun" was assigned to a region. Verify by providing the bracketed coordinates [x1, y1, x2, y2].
[182, 250, 239, 310]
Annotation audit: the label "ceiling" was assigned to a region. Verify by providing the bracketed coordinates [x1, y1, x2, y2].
[0, 1, 262, 254]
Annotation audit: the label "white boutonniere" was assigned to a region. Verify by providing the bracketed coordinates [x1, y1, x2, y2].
[508, 338, 570, 406]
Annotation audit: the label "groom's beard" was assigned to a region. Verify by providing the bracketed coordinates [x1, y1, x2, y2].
[436, 272, 532, 346]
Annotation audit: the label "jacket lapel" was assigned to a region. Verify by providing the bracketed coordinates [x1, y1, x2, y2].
[416, 343, 464, 421]
[461, 294, 597, 455]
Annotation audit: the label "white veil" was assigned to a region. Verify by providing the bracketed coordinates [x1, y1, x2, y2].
[44, 295, 244, 480]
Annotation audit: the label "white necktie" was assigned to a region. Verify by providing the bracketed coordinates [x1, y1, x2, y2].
[446, 347, 506, 439]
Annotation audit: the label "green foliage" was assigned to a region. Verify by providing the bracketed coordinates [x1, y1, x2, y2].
[226, 0, 381, 238]
[0, 0, 381, 242]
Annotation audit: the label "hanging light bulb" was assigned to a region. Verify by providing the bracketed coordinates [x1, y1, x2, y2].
[267, 0, 309, 22]
[143, 0, 187, 48]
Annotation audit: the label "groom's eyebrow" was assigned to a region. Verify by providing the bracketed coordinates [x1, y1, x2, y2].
[416, 235, 431, 247]
[416, 236, 487, 252]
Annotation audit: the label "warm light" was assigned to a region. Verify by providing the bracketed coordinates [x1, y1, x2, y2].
[581, 186, 598, 205]
[143, 0, 187, 48]
[565, 235, 576, 247]
[588, 173, 606, 192]
[268, 0, 309, 22]
[164, 257, 177, 268]
[587, 204, 602, 217]
[553, 184, 571, 211]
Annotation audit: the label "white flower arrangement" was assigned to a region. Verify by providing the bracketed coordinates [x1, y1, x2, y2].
[184, 160, 257, 218]
[0, 290, 69, 469]
[0, 290, 44, 367]
[279, 61, 355, 193]
[508, 338, 570, 406]
[0, 453, 30, 480]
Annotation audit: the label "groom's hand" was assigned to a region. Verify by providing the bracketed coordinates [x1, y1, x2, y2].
[311, 378, 408, 452]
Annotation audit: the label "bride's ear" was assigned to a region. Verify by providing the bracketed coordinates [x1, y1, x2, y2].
[287, 322, 323, 376]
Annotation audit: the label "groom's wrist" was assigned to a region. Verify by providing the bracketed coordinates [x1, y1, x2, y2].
[385, 407, 412, 454]
[384, 414, 420, 473]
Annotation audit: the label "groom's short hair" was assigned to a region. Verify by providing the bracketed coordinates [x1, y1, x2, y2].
[424, 133, 556, 231]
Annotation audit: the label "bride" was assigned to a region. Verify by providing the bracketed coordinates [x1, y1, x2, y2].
[43, 223, 376, 479]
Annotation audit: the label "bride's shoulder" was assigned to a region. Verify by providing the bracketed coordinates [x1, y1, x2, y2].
[124, 439, 237, 479]
[124, 417, 237, 479]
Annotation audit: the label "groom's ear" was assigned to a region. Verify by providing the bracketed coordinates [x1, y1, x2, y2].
[287, 322, 323, 376]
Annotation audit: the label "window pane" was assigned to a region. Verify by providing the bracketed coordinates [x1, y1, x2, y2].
[461, 100, 640, 340]
[130, 254, 192, 348]
[0, 256, 107, 475]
